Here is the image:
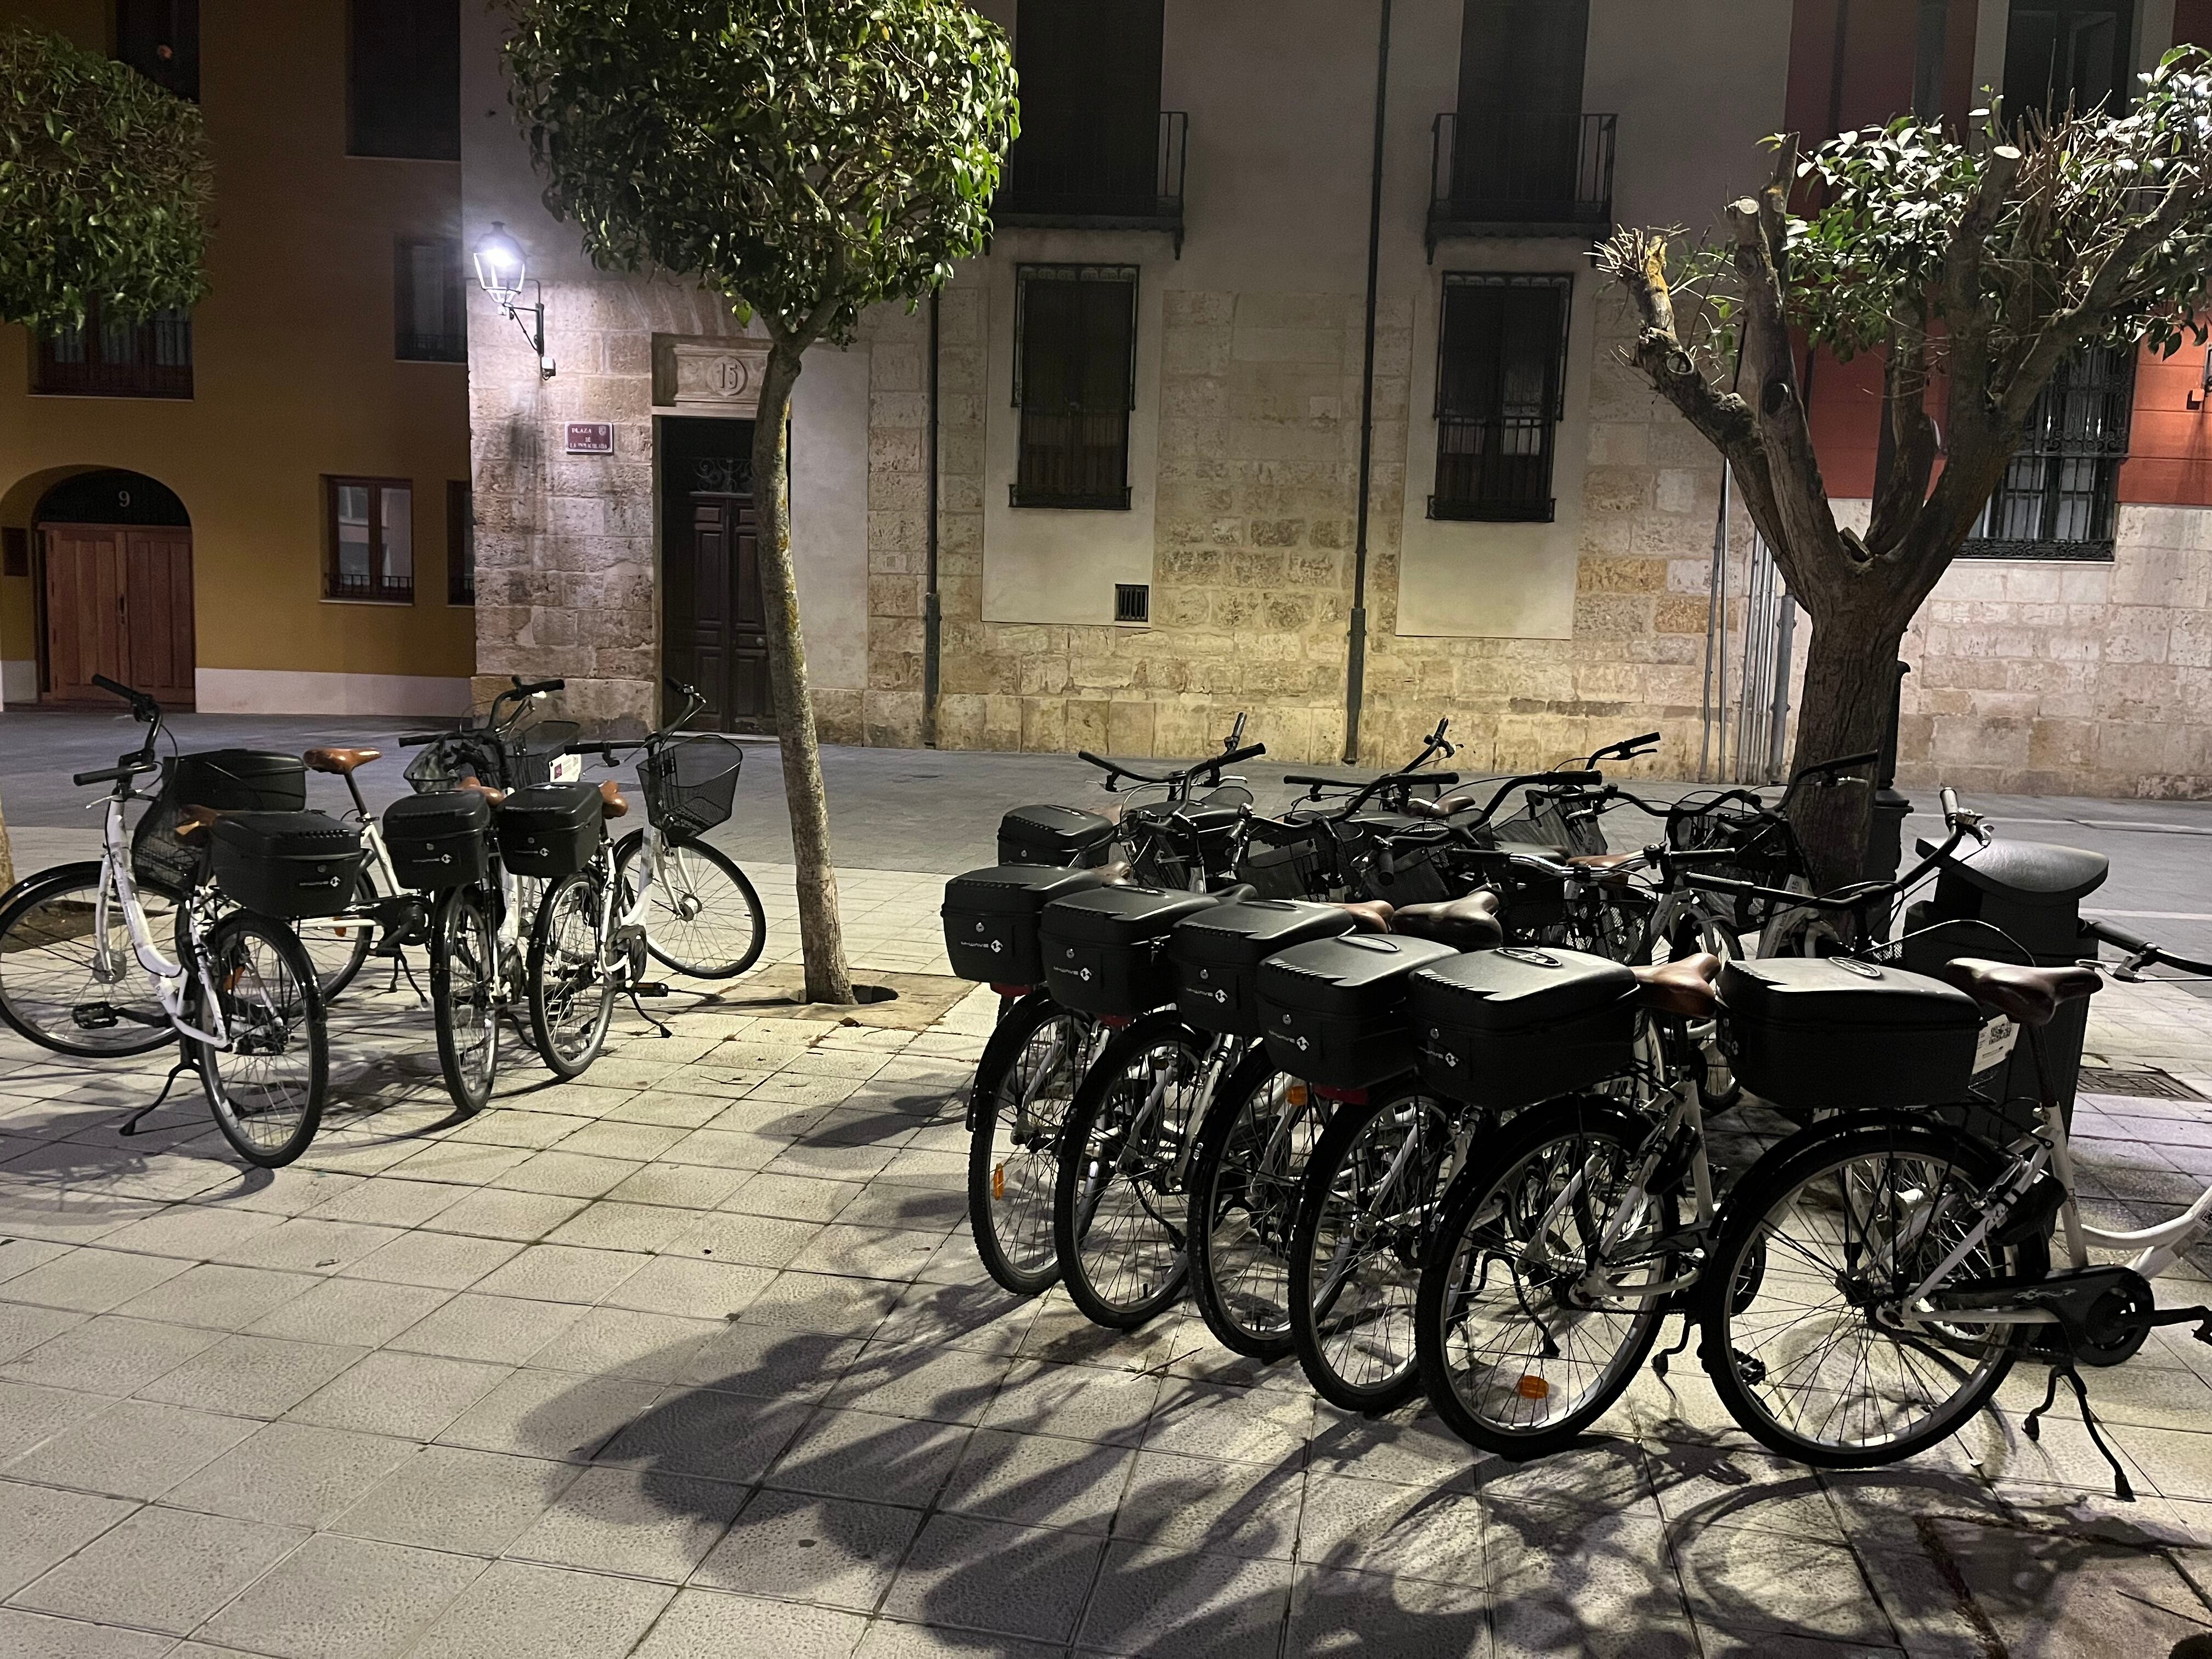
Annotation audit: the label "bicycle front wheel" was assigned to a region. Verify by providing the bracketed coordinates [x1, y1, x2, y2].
[1187, 1059, 1324, 1359]
[612, 832, 765, 980]
[0, 862, 178, 1058]
[528, 871, 615, 1078]
[191, 911, 327, 1167]
[430, 884, 500, 1114]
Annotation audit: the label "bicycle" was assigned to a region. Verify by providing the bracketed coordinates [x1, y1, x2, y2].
[0, 676, 330, 1167]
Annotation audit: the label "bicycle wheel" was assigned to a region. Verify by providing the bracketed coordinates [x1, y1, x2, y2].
[527, 870, 615, 1078]
[1699, 1116, 2047, 1467]
[0, 862, 178, 1058]
[612, 831, 766, 980]
[1187, 1057, 1324, 1359]
[1418, 1098, 1676, 1457]
[1289, 1079, 1469, 1412]
[291, 866, 376, 1003]
[1052, 1011, 1206, 1329]
[430, 884, 500, 1114]
[190, 911, 327, 1167]
[967, 993, 1099, 1296]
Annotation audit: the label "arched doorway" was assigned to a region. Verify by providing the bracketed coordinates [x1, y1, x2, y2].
[35, 469, 195, 707]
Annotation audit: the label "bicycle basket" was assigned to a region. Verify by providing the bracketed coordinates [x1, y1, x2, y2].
[1234, 817, 1329, 900]
[131, 789, 206, 893]
[1666, 792, 1803, 931]
[504, 720, 582, 789]
[404, 729, 505, 795]
[641, 735, 743, 840]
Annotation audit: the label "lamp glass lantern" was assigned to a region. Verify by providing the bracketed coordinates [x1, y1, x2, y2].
[472, 222, 553, 378]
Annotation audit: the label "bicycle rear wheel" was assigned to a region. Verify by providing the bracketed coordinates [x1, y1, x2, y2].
[0, 862, 178, 1058]
[1187, 1058, 1323, 1358]
[191, 911, 327, 1167]
[967, 993, 1098, 1296]
[612, 832, 765, 980]
[292, 867, 376, 1003]
[430, 884, 500, 1114]
[527, 870, 615, 1078]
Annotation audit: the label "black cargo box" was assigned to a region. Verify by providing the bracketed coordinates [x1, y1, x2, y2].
[496, 782, 603, 879]
[997, 804, 1116, 868]
[383, 791, 493, 891]
[941, 864, 1116, 986]
[170, 750, 308, 813]
[1255, 932, 1460, 1090]
[210, 811, 365, 919]
[1041, 885, 1218, 1018]
[1410, 947, 1639, 1107]
[1171, 899, 1358, 1036]
[1721, 956, 1983, 1112]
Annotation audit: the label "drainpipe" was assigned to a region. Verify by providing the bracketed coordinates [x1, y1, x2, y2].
[923, 289, 943, 748]
[1343, 0, 1392, 766]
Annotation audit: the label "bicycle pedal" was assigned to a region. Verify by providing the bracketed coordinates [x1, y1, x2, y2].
[633, 982, 671, 998]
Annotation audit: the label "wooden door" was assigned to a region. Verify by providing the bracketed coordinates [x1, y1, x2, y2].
[664, 493, 770, 732]
[40, 523, 195, 707]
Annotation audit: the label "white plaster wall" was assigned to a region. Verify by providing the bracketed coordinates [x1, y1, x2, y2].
[790, 347, 871, 690]
[196, 669, 473, 716]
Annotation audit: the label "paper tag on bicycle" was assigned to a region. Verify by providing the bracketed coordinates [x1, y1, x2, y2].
[1973, 1017, 2021, 1074]
[551, 755, 583, 784]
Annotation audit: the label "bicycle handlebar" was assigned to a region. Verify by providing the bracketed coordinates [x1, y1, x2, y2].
[1078, 742, 1266, 791]
[1587, 731, 1661, 765]
[72, 761, 154, 787]
[2083, 917, 2212, 977]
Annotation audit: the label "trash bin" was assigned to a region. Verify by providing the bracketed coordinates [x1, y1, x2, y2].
[1898, 835, 2109, 1140]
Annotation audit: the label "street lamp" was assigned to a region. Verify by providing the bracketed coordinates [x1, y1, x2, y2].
[472, 222, 554, 380]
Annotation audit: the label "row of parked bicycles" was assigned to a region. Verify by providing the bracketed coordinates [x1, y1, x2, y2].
[945, 715, 2212, 1493]
[0, 673, 768, 1168]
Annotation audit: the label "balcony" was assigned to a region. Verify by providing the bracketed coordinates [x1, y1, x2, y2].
[996, 111, 1188, 256]
[1429, 415, 1556, 523]
[34, 307, 193, 399]
[1426, 111, 1616, 258]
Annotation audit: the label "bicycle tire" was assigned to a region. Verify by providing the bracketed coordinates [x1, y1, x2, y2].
[190, 911, 327, 1168]
[430, 884, 500, 1114]
[1289, 1078, 1467, 1412]
[612, 830, 766, 980]
[0, 862, 179, 1058]
[967, 992, 1096, 1296]
[1417, 1097, 1675, 1457]
[1697, 1115, 2047, 1467]
[292, 866, 377, 1003]
[1186, 1053, 1318, 1359]
[527, 870, 614, 1079]
[1052, 1009, 1203, 1329]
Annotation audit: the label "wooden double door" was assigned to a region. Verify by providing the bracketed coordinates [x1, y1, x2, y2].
[40, 523, 195, 707]
[663, 491, 771, 732]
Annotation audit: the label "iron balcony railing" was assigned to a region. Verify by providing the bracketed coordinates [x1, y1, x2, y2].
[1429, 415, 1556, 523]
[998, 111, 1189, 255]
[1427, 111, 1616, 256]
[35, 308, 193, 399]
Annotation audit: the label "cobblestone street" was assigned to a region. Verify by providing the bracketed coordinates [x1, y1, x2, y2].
[3, 856, 2212, 1658]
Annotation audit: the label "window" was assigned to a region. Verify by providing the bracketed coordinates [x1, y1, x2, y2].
[1963, 347, 2134, 561]
[34, 304, 193, 399]
[325, 478, 414, 601]
[2005, 2, 2135, 116]
[1004, 0, 1165, 215]
[395, 237, 465, 362]
[447, 481, 475, 605]
[1430, 273, 1571, 522]
[349, 0, 459, 160]
[116, 0, 199, 100]
[1012, 265, 1138, 510]
[1451, 0, 1590, 205]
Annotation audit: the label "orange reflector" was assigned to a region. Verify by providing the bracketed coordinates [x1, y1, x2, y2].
[992, 1164, 1005, 1201]
[1515, 1374, 1550, 1401]
[1286, 1083, 1309, 1107]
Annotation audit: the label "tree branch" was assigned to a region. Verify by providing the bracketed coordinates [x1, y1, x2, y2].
[1865, 308, 1939, 557]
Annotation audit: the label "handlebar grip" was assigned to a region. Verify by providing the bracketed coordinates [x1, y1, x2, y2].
[91, 674, 132, 699]
[510, 676, 566, 695]
[2086, 917, 2154, 955]
[1281, 774, 1339, 788]
[1939, 785, 1960, 823]
[1213, 743, 1267, 768]
[1545, 770, 1603, 787]
[398, 733, 442, 749]
[1684, 872, 1756, 895]
[72, 766, 127, 787]
[1076, 751, 1109, 769]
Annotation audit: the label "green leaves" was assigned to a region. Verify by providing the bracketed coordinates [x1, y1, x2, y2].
[501, 0, 1016, 349]
[0, 26, 212, 332]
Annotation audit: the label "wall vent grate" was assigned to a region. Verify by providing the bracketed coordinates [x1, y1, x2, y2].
[1115, 583, 1149, 624]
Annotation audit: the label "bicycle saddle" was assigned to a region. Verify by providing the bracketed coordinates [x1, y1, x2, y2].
[1400, 793, 1479, 820]
[1096, 859, 1135, 885]
[458, 778, 508, 806]
[1335, 899, 1394, 933]
[1934, 958, 2100, 1028]
[1391, 891, 1503, 951]
[600, 780, 630, 819]
[1632, 952, 1722, 1019]
[303, 747, 383, 776]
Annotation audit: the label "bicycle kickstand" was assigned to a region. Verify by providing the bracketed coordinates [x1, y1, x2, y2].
[2024, 1360, 2134, 1502]
[625, 981, 673, 1039]
[118, 1044, 202, 1138]
[1650, 1301, 1694, 1380]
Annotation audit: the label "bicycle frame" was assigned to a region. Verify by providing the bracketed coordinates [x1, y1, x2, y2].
[88, 777, 235, 1049]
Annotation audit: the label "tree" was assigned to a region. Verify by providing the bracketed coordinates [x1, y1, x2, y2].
[504, 0, 1017, 1003]
[0, 25, 211, 893]
[1599, 50, 2212, 891]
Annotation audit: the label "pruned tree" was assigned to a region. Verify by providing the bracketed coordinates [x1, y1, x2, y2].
[1599, 49, 2212, 890]
[0, 24, 212, 892]
[504, 0, 1017, 1003]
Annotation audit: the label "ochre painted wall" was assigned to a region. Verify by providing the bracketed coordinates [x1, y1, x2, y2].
[0, 0, 472, 693]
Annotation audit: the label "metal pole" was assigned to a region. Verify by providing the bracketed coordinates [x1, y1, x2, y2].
[1697, 466, 1724, 782]
[1342, 0, 1392, 766]
[922, 289, 941, 749]
[1768, 589, 1796, 780]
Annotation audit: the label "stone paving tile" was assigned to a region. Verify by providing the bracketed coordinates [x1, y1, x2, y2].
[692, 1488, 921, 1613]
[198, 1531, 488, 1659]
[0, 1479, 138, 1600]
[11, 1501, 306, 1635]
[163, 1420, 420, 1528]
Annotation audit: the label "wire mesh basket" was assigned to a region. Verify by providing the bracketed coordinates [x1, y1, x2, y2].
[1666, 792, 1805, 930]
[1494, 787, 1609, 856]
[403, 729, 505, 795]
[131, 791, 206, 893]
[641, 735, 743, 840]
[1234, 817, 1329, 900]
[505, 721, 581, 789]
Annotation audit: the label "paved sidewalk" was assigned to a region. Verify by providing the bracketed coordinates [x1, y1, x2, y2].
[7, 871, 2212, 1656]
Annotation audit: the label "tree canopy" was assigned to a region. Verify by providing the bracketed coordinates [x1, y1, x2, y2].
[0, 25, 212, 332]
[502, 0, 1017, 346]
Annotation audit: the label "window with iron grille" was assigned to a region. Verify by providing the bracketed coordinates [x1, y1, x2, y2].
[35, 303, 193, 399]
[349, 0, 459, 160]
[116, 0, 199, 100]
[1012, 265, 1138, 511]
[1961, 346, 2134, 561]
[396, 237, 466, 362]
[1430, 273, 1570, 522]
[1004, 0, 1165, 217]
[447, 481, 475, 605]
[325, 477, 415, 602]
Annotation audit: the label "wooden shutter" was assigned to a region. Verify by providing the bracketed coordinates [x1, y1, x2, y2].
[349, 0, 460, 160]
[1010, 0, 1164, 208]
[1457, 0, 1588, 116]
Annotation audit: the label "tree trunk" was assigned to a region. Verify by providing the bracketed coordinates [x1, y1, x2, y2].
[1787, 600, 1908, 897]
[0, 782, 16, 894]
[751, 343, 855, 1006]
